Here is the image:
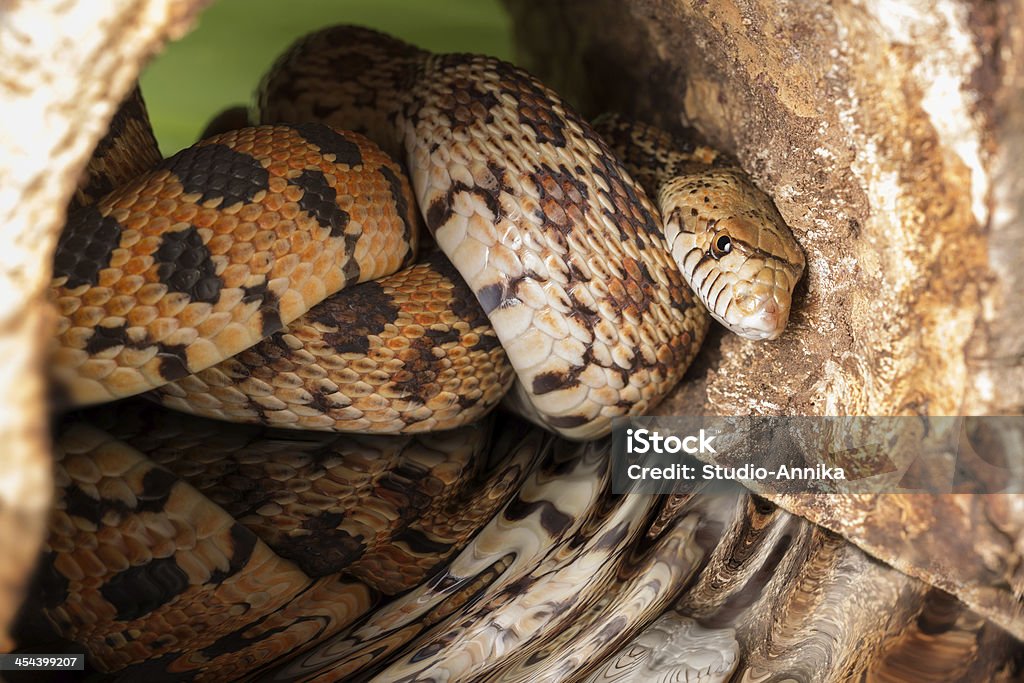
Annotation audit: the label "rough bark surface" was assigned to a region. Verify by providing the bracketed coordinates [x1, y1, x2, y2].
[0, 0, 209, 649]
[505, 0, 1024, 638]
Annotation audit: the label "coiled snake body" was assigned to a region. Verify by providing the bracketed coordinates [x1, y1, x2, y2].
[26, 23, 812, 681]
[50, 24, 803, 441]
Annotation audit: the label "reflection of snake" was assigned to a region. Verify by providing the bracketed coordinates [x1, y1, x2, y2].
[28, 406, 1012, 680]
[49, 25, 804, 440]
[23, 400, 545, 679]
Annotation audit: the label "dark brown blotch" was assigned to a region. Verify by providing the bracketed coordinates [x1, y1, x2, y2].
[271, 512, 362, 577]
[427, 252, 491, 330]
[425, 183, 501, 235]
[470, 333, 502, 353]
[291, 123, 363, 167]
[310, 281, 400, 355]
[457, 393, 481, 410]
[240, 279, 284, 337]
[155, 342, 191, 381]
[378, 165, 417, 258]
[529, 162, 590, 237]
[159, 143, 269, 207]
[154, 226, 223, 304]
[438, 74, 499, 130]
[475, 282, 505, 315]
[588, 153, 661, 243]
[53, 207, 122, 289]
[390, 333, 445, 405]
[496, 65, 569, 148]
[532, 371, 576, 396]
[100, 557, 190, 621]
[292, 169, 349, 237]
[85, 323, 135, 356]
[138, 467, 178, 511]
[207, 523, 258, 584]
[423, 327, 461, 346]
[504, 497, 573, 537]
[83, 323, 192, 381]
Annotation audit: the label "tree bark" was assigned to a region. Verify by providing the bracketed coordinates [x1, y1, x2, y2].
[0, 0, 209, 649]
[505, 0, 1024, 637]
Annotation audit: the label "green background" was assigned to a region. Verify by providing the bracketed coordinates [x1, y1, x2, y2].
[139, 0, 512, 155]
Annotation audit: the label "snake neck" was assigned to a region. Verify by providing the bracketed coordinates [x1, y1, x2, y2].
[594, 114, 806, 340]
[590, 113, 727, 200]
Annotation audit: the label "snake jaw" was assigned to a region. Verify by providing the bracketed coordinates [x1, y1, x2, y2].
[715, 237, 800, 340]
[727, 277, 792, 341]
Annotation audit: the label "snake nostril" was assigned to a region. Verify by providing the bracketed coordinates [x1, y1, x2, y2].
[759, 297, 779, 316]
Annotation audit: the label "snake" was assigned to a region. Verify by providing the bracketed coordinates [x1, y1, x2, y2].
[21, 22, 826, 681]
[48, 23, 805, 442]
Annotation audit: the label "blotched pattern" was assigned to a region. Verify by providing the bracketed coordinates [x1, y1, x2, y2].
[154, 251, 514, 433]
[18, 403, 542, 678]
[51, 124, 416, 405]
[26, 421, 321, 675]
[260, 26, 710, 440]
[90, 402, 491, 579]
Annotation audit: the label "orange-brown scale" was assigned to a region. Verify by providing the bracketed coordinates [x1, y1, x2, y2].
[51, 124, 417, 406]
[153, 250, 514, 433]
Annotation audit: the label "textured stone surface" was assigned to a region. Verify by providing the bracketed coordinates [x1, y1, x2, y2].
[0, 0, 211, 650]
[505, 0, 1024, 638]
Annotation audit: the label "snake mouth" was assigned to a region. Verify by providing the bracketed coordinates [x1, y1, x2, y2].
[728, 288, 792, 341]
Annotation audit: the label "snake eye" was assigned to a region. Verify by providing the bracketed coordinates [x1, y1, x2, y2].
[710, 233, 733, 259]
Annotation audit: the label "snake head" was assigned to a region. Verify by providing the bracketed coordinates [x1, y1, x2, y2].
[661, 168, 805, 341]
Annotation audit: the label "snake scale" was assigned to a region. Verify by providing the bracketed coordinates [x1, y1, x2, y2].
[48, 24, 804, 440]
[18, 21, 1013, 683]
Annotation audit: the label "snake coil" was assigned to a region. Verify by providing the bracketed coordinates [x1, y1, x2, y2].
[24, 23, 811, 681]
